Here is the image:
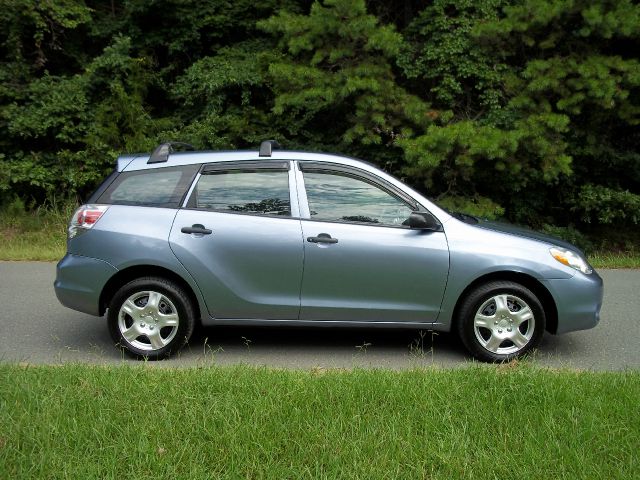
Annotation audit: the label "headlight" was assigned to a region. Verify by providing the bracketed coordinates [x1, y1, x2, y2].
[550, 247, 593, 274]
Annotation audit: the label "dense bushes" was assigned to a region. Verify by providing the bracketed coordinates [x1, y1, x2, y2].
[0, 0, 638, 240]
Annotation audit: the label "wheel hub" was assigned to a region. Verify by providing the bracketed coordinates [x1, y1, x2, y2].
[117, 290, 179, 352]
[473, 293, 535, 355]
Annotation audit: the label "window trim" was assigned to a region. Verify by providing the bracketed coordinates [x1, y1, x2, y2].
[184, 162, 295, 218]
[201, 160, 289, 174]
[297, 161, 422, 228]
[298, 161, 420, 211]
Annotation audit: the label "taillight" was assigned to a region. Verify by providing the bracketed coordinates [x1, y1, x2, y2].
[68, 204, 109, 239]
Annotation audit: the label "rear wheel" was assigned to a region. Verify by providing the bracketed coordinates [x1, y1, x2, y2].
[456, 281, 545, 362]
[108, 277, 195, 359]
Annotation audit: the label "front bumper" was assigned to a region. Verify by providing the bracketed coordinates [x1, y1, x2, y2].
[542, 270, 604, 334]
[54, 253, 118, 316]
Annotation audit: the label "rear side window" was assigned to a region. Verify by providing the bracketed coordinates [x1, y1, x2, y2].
[190, 170, 291, 216]
[97, 165, 199, 208]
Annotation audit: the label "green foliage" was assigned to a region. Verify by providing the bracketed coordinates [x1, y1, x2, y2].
[258, 0, 429, 148]
[541, 224, 595, 253]
[0, 0, 638, 245]
[0, 0, 92, 78]
[0, 195, 76, 260]
[1, 195, 27, 218]
[573, 184, 640, 225]
[170, 42, 282, 149]
[398, 0, 508, 115]
[438, 195, 505, 220]
[398, 0, 639, 234]
[474, 0, 640, 42]
[471, 0, 640, 226]
[1, 35, 160, 198]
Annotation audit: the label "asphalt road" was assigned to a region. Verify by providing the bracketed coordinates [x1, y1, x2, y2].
[0, 261, 638, 370]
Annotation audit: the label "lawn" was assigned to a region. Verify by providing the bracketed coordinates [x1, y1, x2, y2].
[0, 363, 638, 479]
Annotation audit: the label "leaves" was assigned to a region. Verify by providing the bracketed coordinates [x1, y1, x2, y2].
[258, 0, 428, 147]
[0, 0, 638, 234]
[574, 185, 640, 224]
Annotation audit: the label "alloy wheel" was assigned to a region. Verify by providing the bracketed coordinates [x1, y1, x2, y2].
[117, 290, 180, 352]
[473, 293, 536, 355]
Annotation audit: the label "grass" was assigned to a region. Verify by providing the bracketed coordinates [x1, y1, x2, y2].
[0, 363, 638, 479]
[0, 200, 639, 267]
[0, 199, 73, 262]
[588, 251, 640, 269]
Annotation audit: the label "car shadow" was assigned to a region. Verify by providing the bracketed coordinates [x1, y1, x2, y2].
[183, 324, 473, 367]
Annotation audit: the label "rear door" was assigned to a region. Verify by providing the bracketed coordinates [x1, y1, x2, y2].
[296, 162, 450, 323]
[169, 160, 304, 320]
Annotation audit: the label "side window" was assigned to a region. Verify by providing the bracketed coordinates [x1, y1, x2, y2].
[192, 170, 291, 216]
[303, 171, 413, 226]
[97, 165, 198, 208]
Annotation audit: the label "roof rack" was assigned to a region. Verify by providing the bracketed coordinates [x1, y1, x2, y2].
[259, 140, 281, 157]
[147, 142, 195, 164]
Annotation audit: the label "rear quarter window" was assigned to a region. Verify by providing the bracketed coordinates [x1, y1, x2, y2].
[97, 165, 199, 208]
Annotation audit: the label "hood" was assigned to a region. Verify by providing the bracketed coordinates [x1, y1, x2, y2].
[472, 219, 583, 254]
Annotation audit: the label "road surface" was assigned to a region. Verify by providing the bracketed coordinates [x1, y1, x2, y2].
[0, 262, 638, 370]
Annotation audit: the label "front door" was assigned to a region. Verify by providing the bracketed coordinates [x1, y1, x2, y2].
[297, 165, 450, 323]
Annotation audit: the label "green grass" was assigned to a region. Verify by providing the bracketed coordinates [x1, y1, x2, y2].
[588, 251, 640, 269]
[0, 200, 73, 261]
[0, 363, 638, 479]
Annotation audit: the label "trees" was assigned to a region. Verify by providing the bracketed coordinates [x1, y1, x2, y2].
[398, 0, 640, 230]
[259, 0, 426, 149]
[0, 0, 301, 200]
[0, 0, 638, 243]
[474, 0, 640, 230]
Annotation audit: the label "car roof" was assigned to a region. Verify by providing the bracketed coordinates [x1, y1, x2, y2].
[118, 150, 375, 173]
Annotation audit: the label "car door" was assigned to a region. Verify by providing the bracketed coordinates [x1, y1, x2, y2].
[169, 160, 304, 320]
[296, 162, 450, 323]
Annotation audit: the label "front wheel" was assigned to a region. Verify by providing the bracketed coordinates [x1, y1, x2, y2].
[456, 281, 545, 362]
[108, 277, 195, 359]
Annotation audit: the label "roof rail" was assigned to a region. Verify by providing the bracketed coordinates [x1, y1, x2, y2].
[259, 140, 281, 157]
[147, 142, 195, 164]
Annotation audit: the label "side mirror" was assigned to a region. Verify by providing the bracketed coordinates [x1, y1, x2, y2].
[406, 211, 440, 231]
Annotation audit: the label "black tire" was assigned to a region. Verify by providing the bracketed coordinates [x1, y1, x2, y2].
[107, 277, 195, 360]
[456, 281, 545, 363]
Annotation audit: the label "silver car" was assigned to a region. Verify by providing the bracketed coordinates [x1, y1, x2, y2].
[54, 140, 603, 362]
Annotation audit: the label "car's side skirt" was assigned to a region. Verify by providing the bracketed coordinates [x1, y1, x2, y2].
[202, 317, 447, 331]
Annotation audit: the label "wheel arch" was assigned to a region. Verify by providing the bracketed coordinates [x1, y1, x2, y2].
[452, 271, 559, 334]
[99, 265, 203, 324]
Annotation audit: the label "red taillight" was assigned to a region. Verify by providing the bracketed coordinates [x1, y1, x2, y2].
[77, 209, 104, 225]
[69, 205, 109, 238]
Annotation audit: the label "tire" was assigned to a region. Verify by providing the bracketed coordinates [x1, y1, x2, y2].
[107, 277, 195, 359]
[456, 281, 545, 362]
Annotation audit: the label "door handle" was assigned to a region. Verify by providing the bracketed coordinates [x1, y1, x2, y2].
[307, 233, 338, 244]
[181, 224, 212, 235]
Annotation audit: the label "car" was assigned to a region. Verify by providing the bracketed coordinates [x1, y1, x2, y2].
[54, 140, 603, 362]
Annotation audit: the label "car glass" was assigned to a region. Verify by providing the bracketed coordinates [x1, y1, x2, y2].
[98, 165, 198, 207]
[303, 171, 412, 226]
[194, 171, 291, 216]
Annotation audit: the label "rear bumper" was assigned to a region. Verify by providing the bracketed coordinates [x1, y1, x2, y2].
[54, 254, 117, 316]
[542, 271, 604, 334]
